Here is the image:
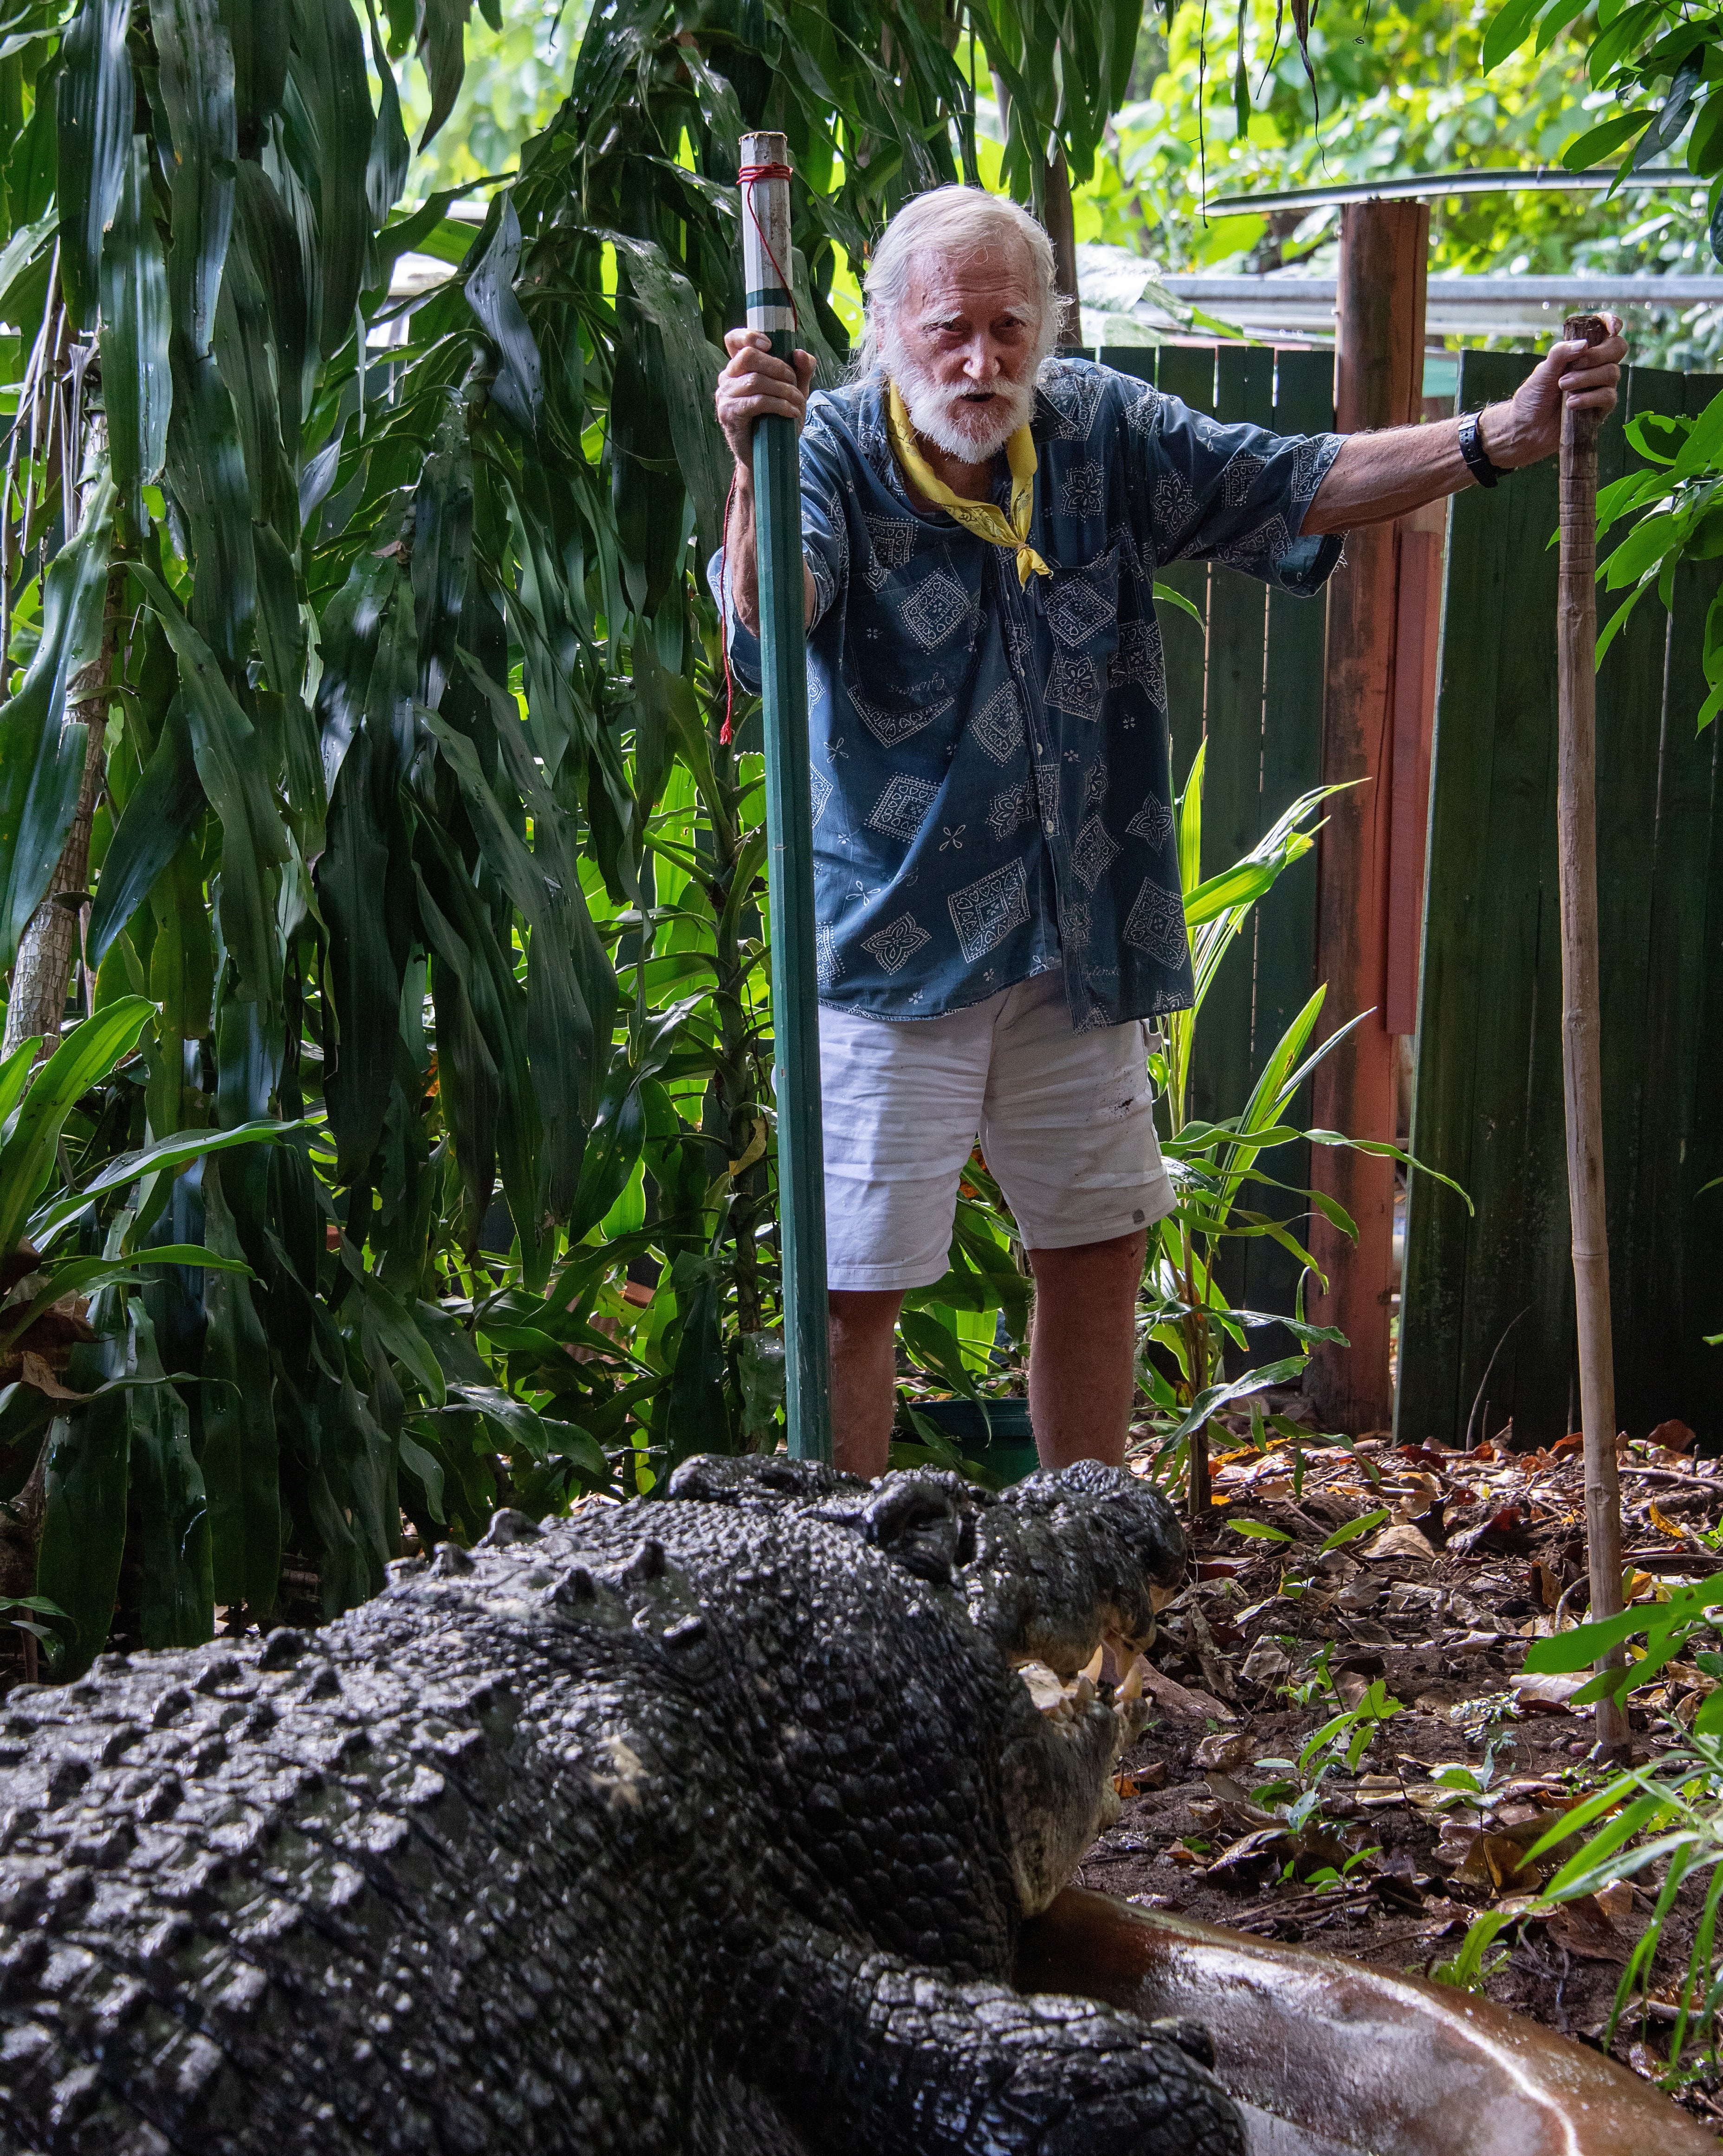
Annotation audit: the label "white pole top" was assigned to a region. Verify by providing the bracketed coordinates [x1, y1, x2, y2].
[739, 132, 795, 336]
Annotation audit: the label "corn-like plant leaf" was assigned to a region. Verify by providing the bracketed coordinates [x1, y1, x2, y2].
[225, 0, 287, 134]
[130, 562, 290, 1001]
[37, 1288, 131, 1676]
[30, 1114, 303, 1251]
[200, 1157, 281, 1612]
[464, 194, 541, 432]
[128, 1300, 214, 1649]
[214, 200, 298, 541]
[0, 468, 116, 968]
[415, 0, 468, 149]
[605, 228, 730, 563]
[87, 696, 202, 965]
[100, 135, 173, 531]
[0, 998, 152, 1258]
[166, 343, 256, 666]
[56, 0, 131, 327]
[234, 158, 311, 457]
[284, 0, 374, 359]
[153, 0, 237, 354]
[0, 1246, 251, 1357]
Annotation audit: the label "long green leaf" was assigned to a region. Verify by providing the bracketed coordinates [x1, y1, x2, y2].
[464, 194, 541, 432]
[200, 1157, 280, 1612]
[153, 0, 237, 354]
[130, 562, 290, 1000]
[100, 133, 173, 530]
[0, 998, 152, 1257]
[36, 1290, 131, 1675]
[0, 468, 116, 968]
[87, 695, 203, 965]
[284, 0, 374, 359]
[56, 0, 131, 327]
[128, 1300, 214, 1649]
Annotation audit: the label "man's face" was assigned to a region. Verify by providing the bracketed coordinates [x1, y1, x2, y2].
[882, 244, 1045, 463]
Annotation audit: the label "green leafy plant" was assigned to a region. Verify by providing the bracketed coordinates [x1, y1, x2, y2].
[1512, 1580, 1723, 2076]
[1133, 744, 1468, 1506]
[1298, 1677, 1405, 1777]
[0, 0, 1174, 1665]
[1429, 1907, 1517, 1993]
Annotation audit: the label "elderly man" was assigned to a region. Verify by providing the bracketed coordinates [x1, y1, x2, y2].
[714, 184, 1624, 1483]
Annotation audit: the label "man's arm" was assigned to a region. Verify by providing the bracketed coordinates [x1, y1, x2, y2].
[1302, 319, 1626, 537]
[715, 328, 818, 635]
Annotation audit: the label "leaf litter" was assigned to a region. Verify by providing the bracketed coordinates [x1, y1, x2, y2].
[1079, 1417, 1723, 2130]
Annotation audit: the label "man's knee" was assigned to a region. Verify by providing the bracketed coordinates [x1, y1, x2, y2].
[829, 1288, 904, 1343]
[1025, 1229, 1147, 1288]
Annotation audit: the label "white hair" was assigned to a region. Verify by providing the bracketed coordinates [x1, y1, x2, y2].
[856, 185, 1069, 375]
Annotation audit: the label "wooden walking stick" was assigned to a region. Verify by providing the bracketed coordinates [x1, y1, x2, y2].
[1556, 311, 1627, 1756]
[738, 133, 832, 1463]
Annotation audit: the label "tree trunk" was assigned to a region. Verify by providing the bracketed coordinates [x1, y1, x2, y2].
[1041, 148, 1082, 350]
[989, 73, 1081, 350]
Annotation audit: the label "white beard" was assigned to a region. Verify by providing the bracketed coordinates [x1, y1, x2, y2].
[884, 333, 1038, 463]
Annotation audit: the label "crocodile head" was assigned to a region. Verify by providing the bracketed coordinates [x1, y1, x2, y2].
[666, 1453, 1186, 1924]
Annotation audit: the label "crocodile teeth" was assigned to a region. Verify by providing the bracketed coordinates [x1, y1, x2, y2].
[1016, 1660, 1115, 1735]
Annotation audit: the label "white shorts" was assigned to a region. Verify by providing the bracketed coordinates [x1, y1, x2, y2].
[817, 969, 1176, 1293]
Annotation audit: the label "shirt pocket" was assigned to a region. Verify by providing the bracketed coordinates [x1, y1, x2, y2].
[1041, 544, 1121, 724]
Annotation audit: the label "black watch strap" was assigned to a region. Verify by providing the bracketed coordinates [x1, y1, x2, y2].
[1457, 408, 1508, 489]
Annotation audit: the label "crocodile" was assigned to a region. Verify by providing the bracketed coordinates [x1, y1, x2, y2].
[0, 1454, 1243, 2155]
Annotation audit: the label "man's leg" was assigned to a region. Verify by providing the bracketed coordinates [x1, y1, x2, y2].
[819, 995, 996, 1481]
[978, 975, 1169, 1474]
[828, 1288, 905, 1480]
[1023, 1230, 1147, 1470]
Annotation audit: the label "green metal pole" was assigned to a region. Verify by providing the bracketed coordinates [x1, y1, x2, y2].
[740, 132, 832, 1463]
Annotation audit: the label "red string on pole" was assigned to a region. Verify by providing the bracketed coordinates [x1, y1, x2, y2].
[719, 464, 739, 745]
[737, 160, 799, 329]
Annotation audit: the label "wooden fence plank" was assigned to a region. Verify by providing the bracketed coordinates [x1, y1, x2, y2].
[1195, 344, 1275, 1140]
[1152, 345, 1216, 792]
[1244, 348, 1334, 1354]
[1398, 351, 1528, 1446]
[1400, 359, 1723, 1448]
[1386, 530, 1442, 1036]
[1673, 366, 1723, 1430]
[1628, 366, 1723, 1437]
[1451, 360, 1571, 1448]
[1596, 369, 1687, 1440]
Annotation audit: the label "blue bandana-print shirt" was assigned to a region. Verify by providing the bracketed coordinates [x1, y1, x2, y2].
[719, 358, 1344, 1032]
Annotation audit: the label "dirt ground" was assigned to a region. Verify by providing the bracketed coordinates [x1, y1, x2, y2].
[1080, 1418, 1723, 2132]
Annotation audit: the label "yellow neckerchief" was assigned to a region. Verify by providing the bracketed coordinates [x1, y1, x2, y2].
[886, 380, 1052, 588]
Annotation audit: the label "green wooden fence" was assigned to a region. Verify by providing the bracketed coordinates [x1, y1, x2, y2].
[1399, 351, 1723, 1450]
[1099, 344, 1336, 1354]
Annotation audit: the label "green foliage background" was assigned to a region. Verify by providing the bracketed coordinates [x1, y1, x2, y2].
[0, 0, 1166, 1673]
[0, 0, 1706, 1677]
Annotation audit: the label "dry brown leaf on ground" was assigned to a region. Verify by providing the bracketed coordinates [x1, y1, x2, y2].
[1511, 1671, 1591, 1712]
[1547, 1895, 1630, 1962]
[1134, 1660, 1238, 1722]
[1363, 1522, 1438, 1564]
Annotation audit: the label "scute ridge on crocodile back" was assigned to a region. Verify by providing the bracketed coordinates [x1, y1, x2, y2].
[0, 1455, 1237, 2156]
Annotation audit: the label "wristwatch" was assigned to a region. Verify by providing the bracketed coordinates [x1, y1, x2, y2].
[1457, 408, 1509, 490]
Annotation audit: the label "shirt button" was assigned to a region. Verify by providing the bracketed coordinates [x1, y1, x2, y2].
[1043, 818, 1056, 834]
